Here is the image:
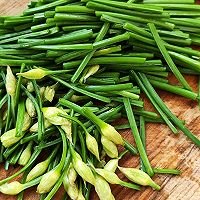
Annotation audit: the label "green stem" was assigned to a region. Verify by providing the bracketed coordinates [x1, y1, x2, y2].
[123, 97, 154, 176]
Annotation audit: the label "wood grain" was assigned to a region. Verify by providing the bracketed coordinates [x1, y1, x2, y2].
[0, 1, 200, 200]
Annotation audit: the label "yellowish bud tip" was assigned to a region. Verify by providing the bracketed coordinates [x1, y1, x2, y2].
[118, 167, 160, 190]
[0, 181, 24, 195]
[104, 159, 119, 172]
[44, 86, 55, 102]
[26, 160, 49, 182]
[37, 169, 60, 194]
[86, 132, 100, 161]
[42, 107, 71, 126]
[0, 128, 23, 147]
[83, 65, 100, 82]
[26, 98, 36, 118]
[72, 151, 95, 185]
[30, 119, 52, 132]
[17, 68, 47, 80]
[95, 174, 115, 200]
[101, 135, 118, 158]
[6, 66, 16, 97]
[100, 123, 124, 145]
[18, 141, 33, 166]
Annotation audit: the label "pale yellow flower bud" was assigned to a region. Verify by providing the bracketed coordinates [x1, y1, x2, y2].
[118, 167, 160, 190]
[86, 132, 100, 161]
[77, 188, 85, 200]
[6, 66, 16, 97]
[18, 141, 33, 166]
[72, 150, 95, 185]
[44, 86, 55, 102]
[22, 112, 32, 131]
[100, 122, 123, 145]
[61, 124, 72, 142]
[101, 136, 118, 158]
[37, 168, 60, 194]
[27, 81, 34, 92]
[40, 86, 45, 100]
[30, 119, 52, 132]
[63, 164, 79, 200]
[104, 159, 119, 172]
[26, 98, 36, 118]
[42, 107, 71, 126]
[95, 174, 115, 200]
[0, 181, 24, 195]
[26, 159, 49, 182]
[95, 168, 122, 185]
[83, 65, 100, 83]
[64, 182, 79, 200]
[1, 128, 23, 147]
[17, 68, 47, 80]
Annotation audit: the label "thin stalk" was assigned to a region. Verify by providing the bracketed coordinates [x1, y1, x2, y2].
[123, 97, 154, 176]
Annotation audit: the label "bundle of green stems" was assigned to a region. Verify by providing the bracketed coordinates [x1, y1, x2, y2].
[0, 0, 200, 199]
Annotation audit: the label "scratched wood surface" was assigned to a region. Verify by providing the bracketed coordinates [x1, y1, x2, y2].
[0, 1, 200, 200]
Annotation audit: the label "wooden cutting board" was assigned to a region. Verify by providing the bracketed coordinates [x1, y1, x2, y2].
[0, 1, 200, 199]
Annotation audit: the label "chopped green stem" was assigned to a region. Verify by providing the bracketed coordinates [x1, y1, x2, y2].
[123, 97, 154, 176]
[149, 79, 197, 100]
[138, 73, 200, 147]
[153, 168, 181, 175]
[148, 23, 192, 91]
[51, 75, 111, 103]
[71, 22, 110, 83]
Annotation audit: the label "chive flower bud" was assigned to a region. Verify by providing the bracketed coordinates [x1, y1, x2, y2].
[61, 124, 72, 142]
[18, 141, 33, 166]
[82, 108, 123, 145]
[42, 107, 71, 126]
[71, 147, 95, 185]
[95, 168, 140, 190]
[37, 168, 61, 194]
[40, 86, 45, 100]
[63, 164, 79, 200]
[104, 159, 119, 172]
[17, 68, 48, 80]
[6, 66, 16, 97]
[0, 181, 24, 195]
[22, 112, 32, 131]
[27, 81, 34, 92]
[1, 113, 31, 147]
[64, 182, 79, 200]
[95, 168, 122, 185]
[30, 119, 52, 132]
[77, 188, 85, 200]
[81, 65, 100, 83]
[86, 132, 100, 161]
[95, 174, 115, 200]
[118, 167, 161, 190]
[101, 135, 118, 158]
[100, 122, 124, 145]
[44, 86, 55, 102]
[0, 128, 23, 147]
[26, 98, 36, 118]
[26, 159, 49, 182]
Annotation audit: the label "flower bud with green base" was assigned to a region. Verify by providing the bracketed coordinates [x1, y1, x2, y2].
[18, 141, 33, 166]
[70, 145, 95, 185]
[101, 135, 118, 158]
[94, 173, 115, 200]
[6, 66, 16, 97]
[26, 98, 36, 118]
[118, 167, 160, 190]
[82, 107, 124, 145]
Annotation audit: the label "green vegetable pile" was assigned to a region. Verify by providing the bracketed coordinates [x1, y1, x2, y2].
[0, 0, 200, 199]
